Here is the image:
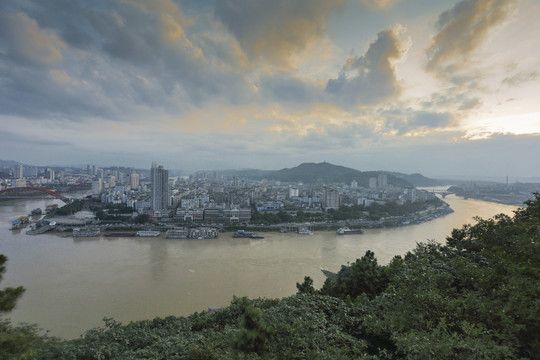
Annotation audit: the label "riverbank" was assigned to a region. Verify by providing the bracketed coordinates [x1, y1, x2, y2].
[452, 193, 533, 206]
[18, 202, 454, 237]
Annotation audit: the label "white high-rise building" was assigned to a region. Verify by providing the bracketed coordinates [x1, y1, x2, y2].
[46, 168, 55, 181]
[289, 186, 299, 198]
[151, 162, 169, 211]
[106, 175, 116, 188]
[92, 179, 103, 195]
[87, 164, 95, 176]
[377, 173, 388, 190]
[129, 172, 140, 190]
[14, 164, 24, 179]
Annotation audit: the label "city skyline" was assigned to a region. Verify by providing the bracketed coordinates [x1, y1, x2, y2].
[1, 0, 539, 178]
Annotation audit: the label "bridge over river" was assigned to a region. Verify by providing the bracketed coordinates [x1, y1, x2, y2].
[431, 190, 451, 198]
[0, 186, 73, 203]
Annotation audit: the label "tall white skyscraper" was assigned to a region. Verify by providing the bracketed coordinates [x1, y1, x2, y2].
[129, 172, 140, 190]
[92, 179, 103, 195]
[14, 164, 23, 179]
[377, 173, 388, 190]
[151, 162, 168, 211]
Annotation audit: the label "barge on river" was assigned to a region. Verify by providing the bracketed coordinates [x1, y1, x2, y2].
[336, 227, 364, 235]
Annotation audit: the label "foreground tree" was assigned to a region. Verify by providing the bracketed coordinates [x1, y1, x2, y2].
[319, 250, 389, 300]
[1, 255, 45, 359]
[0, 255, 24, 313]
[232, 297, 274, 358]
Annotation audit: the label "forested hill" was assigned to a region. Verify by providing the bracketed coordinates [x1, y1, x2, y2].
[386, 171, 440, 186]
[268, 162, 412, 186]
[0, 159, 21, 167]
[16, 193, 538, 359]
[223, 162, 440, 187]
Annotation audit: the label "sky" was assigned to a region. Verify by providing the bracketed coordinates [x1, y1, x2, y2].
[0, 0, 539, 178]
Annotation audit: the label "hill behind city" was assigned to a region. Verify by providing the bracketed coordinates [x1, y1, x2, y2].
[222, 162, 440, 187]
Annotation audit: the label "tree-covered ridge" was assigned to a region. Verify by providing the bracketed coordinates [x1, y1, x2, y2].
[267, 162, 413, 187]
[8, 194, 540, 359]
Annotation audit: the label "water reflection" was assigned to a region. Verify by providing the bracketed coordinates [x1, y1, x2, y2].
[149, 239, 168, 280]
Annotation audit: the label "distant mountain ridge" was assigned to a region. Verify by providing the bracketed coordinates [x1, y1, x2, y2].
[0, 159, 22, 167]
[268, 162, 412, 187]
[385, 171, 440, 187]
[222, 162, 440, 187]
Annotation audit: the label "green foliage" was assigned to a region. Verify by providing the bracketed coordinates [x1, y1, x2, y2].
[514, 191, 540, 221]
[1, 255, 47, 360]
[328, 198, 443, 221]
[0, 319, 49, 360]
[104, 204, 134, 214]
[0, 255, 24, 313]
[296, 276, 316, 294]
[94, 205, 137, 222]
[134, 214, 150, 224]
[232, 297, 273, 357]
[53, 200, 84, 216]
[250, 210, 293, 225]
[320, 250, 389, 300]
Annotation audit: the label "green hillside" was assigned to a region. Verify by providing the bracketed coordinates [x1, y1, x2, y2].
[220, 162, 441, 187]
[266, 162, 413, 187]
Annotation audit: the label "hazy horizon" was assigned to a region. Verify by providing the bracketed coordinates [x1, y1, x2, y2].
[3, 158, 540, 184]
[1, 0, 539, 178]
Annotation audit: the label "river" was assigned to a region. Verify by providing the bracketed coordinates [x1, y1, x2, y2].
[0, 192, 519, 339]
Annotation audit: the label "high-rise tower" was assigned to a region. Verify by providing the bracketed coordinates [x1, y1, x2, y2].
[129, 171, 140, 190]
[151, 162, 169, 211]
[322, 187, 339, 210]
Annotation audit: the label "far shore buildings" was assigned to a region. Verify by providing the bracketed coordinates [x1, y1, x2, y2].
[151, 162, 168, 211]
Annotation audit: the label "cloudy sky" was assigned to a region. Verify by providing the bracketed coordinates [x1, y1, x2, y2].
[1, 0, 539, 178]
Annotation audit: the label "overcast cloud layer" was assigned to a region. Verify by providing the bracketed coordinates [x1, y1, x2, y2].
[1, 0, 539, 178]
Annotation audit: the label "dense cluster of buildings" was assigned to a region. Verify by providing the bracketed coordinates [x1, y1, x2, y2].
[2, 162, 442, 226]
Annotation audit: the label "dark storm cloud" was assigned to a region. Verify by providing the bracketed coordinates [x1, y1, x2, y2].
[325, 26, 407, 106]
[22, 0, 102, 50]
[426, 0, 517, 78]
[0, 60, 115, 119]
[0, 0, 257, 120]
[215, 0, 344, 68]
[258, 72, 322, 105]
[0, 11, 65, 67]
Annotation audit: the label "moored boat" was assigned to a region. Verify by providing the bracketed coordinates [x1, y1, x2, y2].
[104, 232, 136, 237]
[298, 228, 313, 235]
[136, 230, 160, 237]
[10, 220, 22, 230]
[233, 230, 253, 238]
[73, 227, 100, 237]
[336, 227, 364, 235]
